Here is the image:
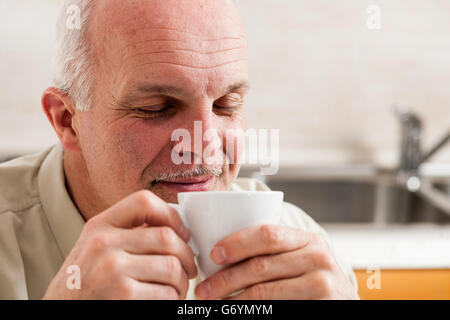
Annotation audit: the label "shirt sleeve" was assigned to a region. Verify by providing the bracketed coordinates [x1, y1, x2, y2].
[280, 202, 359, 292]
[0, 211, 29, 300]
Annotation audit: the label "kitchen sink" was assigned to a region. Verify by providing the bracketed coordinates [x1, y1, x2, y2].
[239, 166, 450, 224]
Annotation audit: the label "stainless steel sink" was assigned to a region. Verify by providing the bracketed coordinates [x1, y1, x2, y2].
[239, 166, 450, 224]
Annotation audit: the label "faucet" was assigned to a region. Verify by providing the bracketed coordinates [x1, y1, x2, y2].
[395, 106, 450, 192]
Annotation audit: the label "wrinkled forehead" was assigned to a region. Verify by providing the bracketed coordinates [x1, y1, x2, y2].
[90, 0, 248, 95]
[91, 0, 246, 55]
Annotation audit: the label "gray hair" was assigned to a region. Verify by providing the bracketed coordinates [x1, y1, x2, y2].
[153, 167, 223, 184]
[54, 0, 94, 111]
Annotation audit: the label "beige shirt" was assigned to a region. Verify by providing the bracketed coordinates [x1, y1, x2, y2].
[0, 143, 357, 300]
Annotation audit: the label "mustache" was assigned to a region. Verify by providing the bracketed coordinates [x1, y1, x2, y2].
[151, 166, 223, 184]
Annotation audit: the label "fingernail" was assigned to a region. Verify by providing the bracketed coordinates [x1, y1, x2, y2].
[211, 246, 227, 264]
[196, 281, 211, 299]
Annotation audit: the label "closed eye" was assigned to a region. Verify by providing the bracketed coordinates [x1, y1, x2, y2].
[132, 105, 177, 119]
[213, 94, 244, 116]
[213, 104, 242, 116]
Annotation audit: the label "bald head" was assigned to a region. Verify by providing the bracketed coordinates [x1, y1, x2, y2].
[86, 0, 248, 101]
[93, 0, 245, 40]
[54, 0, 247, 111]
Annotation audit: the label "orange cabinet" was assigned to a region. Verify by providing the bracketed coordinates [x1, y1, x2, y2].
[354, 269, 450, 300]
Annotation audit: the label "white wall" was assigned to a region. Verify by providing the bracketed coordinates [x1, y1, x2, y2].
[236, 0, 450, 166]
[1, 0, 450, 166]
[0, 0, 60, 157]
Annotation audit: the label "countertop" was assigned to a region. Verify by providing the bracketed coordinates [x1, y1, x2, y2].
[322, 223, 450, 270]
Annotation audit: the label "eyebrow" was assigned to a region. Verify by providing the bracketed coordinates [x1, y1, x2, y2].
[120, 81, 250, 106]
[225, 81, 250, 95]
[116, 85, 184, 107]
[135, 84, 186, 96]
[135, 81, 250, 95]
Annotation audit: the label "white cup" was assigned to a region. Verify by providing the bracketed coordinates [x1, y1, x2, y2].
[169, 191, 284, 279]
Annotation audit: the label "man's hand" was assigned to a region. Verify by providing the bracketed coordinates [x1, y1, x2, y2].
[43, 190, 197, 300]
[194, 225, 359, 300]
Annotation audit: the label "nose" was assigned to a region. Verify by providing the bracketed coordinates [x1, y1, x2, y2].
[171, 103, 223, 166]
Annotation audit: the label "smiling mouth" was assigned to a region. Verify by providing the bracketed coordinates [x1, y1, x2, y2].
[153, 176, 216, 192]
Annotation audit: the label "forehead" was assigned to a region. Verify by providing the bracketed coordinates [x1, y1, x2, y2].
[97, 0, 245, 39]
[91, 0, 248, 96]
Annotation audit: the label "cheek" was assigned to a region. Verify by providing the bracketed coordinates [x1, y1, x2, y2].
[80, 115, 167, 183]
[110, 121, 168, 172]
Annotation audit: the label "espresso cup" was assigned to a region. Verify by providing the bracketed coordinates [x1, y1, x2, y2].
[169, 191, 284, 279]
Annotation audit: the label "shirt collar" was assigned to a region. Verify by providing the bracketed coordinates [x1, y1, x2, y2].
[37, 142, 85, 259]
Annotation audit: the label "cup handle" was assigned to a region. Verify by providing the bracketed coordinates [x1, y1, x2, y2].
[168, 203, 199, 257]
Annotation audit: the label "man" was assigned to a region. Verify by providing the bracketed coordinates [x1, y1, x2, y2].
[0, 0, 359, 300]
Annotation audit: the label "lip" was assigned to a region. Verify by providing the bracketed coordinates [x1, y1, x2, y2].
[157, 176, 215, 192]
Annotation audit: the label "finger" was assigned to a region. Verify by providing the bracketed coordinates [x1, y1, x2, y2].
[118, 227, 198, 278]
[124, 253, 190, 299]
[196, 246, 331, 300]
[211, 225, 312, 265]
[224, 273, 326, 300]
[127, 279, 181, 300]
[96, 190, 190, 242]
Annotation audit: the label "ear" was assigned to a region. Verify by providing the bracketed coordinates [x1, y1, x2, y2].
[41, 87, 81, 152]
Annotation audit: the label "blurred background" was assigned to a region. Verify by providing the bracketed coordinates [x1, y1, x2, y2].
[1, 0, 449, 299]
[1, 0, 450, 164]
